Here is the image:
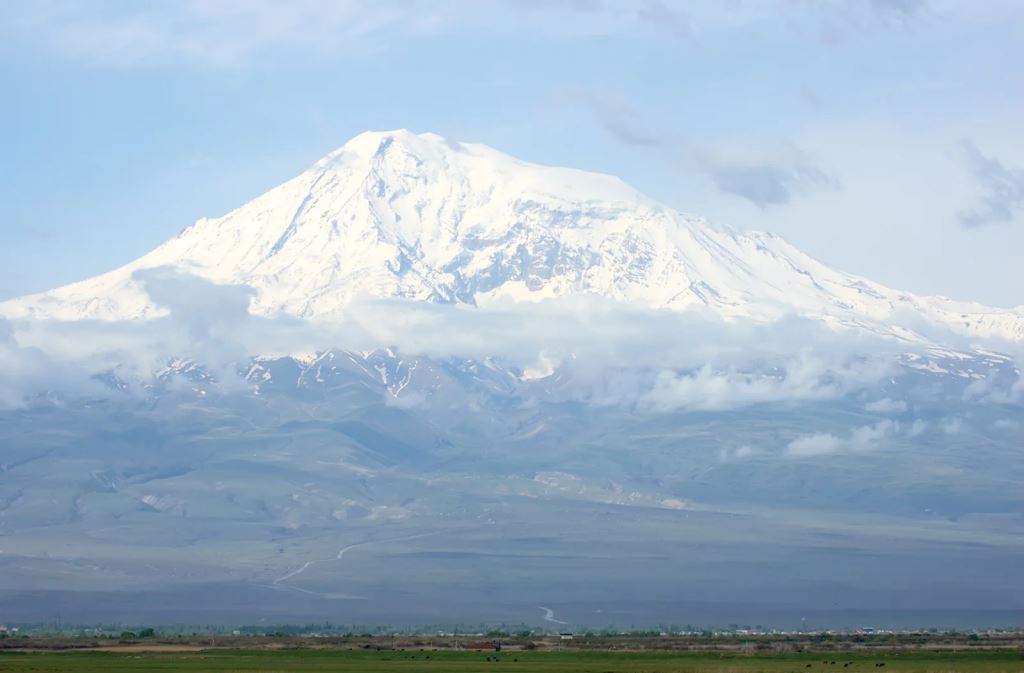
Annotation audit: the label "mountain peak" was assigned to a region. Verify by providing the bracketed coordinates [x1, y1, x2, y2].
[328, 128, 450, 160]
[1, 131, 1021, 344]
[317, 129, 642, 207]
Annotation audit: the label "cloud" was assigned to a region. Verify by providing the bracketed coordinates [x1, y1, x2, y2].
[1, 268, 915, 413]
[786, 432, 842, 457]
[863, 0, 931, 25]
[719, 444, 759, 462]
[0, 1, 700, 67]
[573, 92, 837, 208]
[575, 92, 664, 148]
[785, 419, 897, 458]
[940, 416, 964, 436]
[814, 0, 933, 44]
[132, 267, 259, 389]
[635, 348, 890, 412]
[3, 269, 318, 400]
[694, 148, 837, 208]
[1, 0, 429, 67]
[868, 0, 929, 14]
[5, 0, 1004, 68]
[993, 418, 1020, 431]
[961, 370, 1024, 405]
[958, 142, 1024, 228]
[849, 419, 897, 448]
[8, 268, 1021, 416]
[907, 418, 928, 437]
[0, 318, 47, 409]
[634, 0, 691, 37]
[864, 397, 908, 414]
[0, 317, 106, 409]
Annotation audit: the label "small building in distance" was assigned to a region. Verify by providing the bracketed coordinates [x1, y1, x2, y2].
[465, 641, 502, 651]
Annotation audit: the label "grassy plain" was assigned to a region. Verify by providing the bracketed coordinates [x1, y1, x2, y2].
[1, 649, 1022, 673]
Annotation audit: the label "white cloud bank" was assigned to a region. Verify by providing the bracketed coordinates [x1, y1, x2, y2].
[1, 269, 1020, 415]
[864, 397, 908, 414]
[786, 419, 899, 458]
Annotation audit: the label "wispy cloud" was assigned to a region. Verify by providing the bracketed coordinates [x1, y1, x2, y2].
[3, 0, 971, 68]
[634, 0, 691, 37]
[864, 397, 908, 414]
[786, 419, 897, 458]
[578, 93, 664, 148]
[868, 0, 930, 15]
[907, 418, 928, 437]
[961, 366, 1024, 405]
[813, 0, 933, 45]
[958, 142, 1024, 228]
[694, 148, 837, 209]
[0, 0, 699, 67]
[572, 91, 837, 208]
[993, 418, 1020, 431]
[940, 416, 964, 436]
[2, 0, 439, 67]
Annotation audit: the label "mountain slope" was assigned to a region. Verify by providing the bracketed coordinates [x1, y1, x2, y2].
[2, 129, 1021, 344]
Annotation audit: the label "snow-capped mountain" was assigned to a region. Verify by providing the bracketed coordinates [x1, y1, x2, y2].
[2, 129, 1021, 345]
[2, 132, 1023, 630]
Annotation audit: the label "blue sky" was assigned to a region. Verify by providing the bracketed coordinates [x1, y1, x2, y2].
[1, 0, 1022, 306]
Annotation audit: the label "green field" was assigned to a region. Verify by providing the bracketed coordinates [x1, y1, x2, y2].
[1, 649, 1022, 673]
